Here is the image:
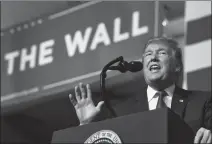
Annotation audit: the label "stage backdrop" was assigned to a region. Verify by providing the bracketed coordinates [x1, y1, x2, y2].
[1, 1, 155, 112]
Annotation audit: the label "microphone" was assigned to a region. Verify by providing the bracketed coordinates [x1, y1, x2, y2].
[109, 60, 143, 73]
[123, 61, 143, 72]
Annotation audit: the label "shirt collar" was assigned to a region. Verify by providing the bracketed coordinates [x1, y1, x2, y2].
[147, 84, 175, 102]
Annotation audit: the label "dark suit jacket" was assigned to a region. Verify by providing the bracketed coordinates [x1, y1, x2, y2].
[95, 85, 212, 135]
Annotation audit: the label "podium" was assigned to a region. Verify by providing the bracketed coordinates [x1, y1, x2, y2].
[52, 108, 194, 143]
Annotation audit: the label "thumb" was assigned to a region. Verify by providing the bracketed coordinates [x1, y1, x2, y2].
[96, 101, 104, 111]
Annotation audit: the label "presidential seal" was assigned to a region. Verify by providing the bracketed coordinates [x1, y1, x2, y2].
[84, 130, 122, 144]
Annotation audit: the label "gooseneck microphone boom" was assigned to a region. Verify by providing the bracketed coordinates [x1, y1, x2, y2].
[100, 56, 143, 117]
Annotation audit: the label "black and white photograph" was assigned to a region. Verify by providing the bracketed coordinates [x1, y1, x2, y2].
[1, 1, 212, 143]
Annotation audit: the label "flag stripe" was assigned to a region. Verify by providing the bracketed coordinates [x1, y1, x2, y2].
[186, 15, 211, 45]
[187, 67, 212, 91]
[184, 39, 211, 72]
[185, 1, 211, 22]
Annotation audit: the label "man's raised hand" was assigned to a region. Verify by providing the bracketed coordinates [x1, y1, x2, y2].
[69, 83, 104, 125]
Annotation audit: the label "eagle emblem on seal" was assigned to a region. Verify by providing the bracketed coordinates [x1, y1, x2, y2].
[84, 130, 122, 144]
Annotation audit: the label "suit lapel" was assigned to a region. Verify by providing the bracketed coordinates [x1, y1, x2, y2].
[171, 86, 189, 119]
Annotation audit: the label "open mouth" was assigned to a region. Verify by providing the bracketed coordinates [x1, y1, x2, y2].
[149, 64, 161, 72]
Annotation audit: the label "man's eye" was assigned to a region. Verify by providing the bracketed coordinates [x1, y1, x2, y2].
[145, 52, 152, 56]
[159, 51, 167, 55]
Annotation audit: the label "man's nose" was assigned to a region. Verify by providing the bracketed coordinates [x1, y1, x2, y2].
[150, 53, 159, 62]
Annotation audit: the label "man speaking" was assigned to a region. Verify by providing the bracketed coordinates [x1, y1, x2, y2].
[69, 37, 211, 143]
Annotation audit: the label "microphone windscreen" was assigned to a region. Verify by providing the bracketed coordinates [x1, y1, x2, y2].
[128, 61, 143, 72]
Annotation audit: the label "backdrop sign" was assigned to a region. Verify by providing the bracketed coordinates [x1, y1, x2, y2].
[1, 2, 155, 103]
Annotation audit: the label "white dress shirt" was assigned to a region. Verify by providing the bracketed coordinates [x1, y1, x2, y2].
[147, 84, 175, 110]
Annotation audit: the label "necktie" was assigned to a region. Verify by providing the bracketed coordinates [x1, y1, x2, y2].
[156, 91, 167, 109]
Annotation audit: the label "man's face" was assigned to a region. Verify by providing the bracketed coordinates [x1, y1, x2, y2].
[142, 41, 177, 86]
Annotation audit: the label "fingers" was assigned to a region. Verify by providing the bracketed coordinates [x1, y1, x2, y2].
[96, 101, 104, 111]
[86, 84, 92, 100]
[74, 83, 89, 102]
[194, 127, 211, 144]
[69, 94, 77, 106]
[79, 83, 86, 99]
[75, 86, 81, 102]
[201, 129, 211, 143]
[72, 82, 92, 103]
[194, 128, 204, 143]
[207, 134, 212, 143]
[200, 134, 208, 143]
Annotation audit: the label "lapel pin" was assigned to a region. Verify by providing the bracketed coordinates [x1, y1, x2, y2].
[179, 99, 184, 102]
